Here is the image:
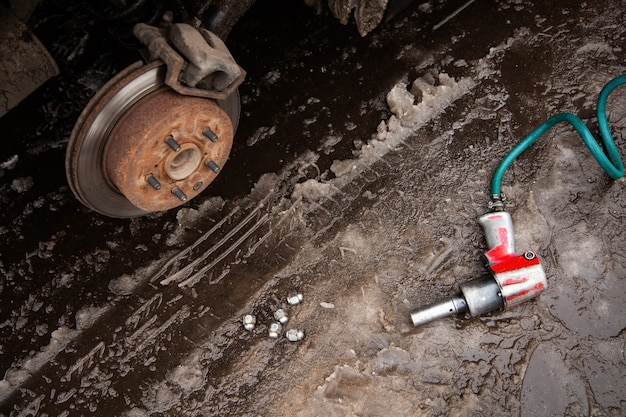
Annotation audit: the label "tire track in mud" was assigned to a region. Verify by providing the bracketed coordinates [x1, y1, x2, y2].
[144, 25, 579, 415]
[2, 17, 539, 415]
[3, 72, 481, 417]
[0, 169, 306, 415]
[153, 90, 489, 416]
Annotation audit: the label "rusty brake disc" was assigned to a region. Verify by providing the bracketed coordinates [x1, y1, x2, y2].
[66, 60, 240, 217]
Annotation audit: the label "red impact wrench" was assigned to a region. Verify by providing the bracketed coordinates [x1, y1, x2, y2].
[410, 211, 547, 327]
[411, 75, 626, 327]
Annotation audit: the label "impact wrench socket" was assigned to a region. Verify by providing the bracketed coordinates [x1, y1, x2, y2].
[411, 211, 547, 327]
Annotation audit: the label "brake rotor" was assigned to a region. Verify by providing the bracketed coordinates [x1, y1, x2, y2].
[66, 60, 240, 217]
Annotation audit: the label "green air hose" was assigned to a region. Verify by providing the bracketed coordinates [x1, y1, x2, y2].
[490, 74, 626, 200]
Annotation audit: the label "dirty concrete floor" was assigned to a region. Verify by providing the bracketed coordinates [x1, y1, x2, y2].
[1, 0, 626, 416]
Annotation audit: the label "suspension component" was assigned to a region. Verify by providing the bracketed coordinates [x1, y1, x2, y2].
[133, 19, 246, 100]
[411, 211, 547, 327]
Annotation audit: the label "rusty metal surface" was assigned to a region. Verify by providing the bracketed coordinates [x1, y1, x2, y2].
[66, 61, 161, 217]
[134, 22, 246, 100]
[170, 23, 243, 89]
[104, 86, 234, 211]
[67, 60, 239, 217]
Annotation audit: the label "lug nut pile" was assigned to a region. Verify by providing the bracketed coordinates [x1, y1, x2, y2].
[243, 291, 305, 342]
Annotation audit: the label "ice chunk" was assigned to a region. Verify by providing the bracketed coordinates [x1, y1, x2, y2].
[0, 155, 18, 170]
[246, 125, 277, 146]
[291, 179, 334, 202]
[10, 177, 34, 193]
[575, 42, 615, 60]
[372, 346, 413, 375]
[121, 408, 150, 417]
[109, 274, 139, 296]
[386, 84, 415, 117]
[330, 159, 357, 177]
[320, 365, 370, 400]
[75, 305, 109, 330]
[376, 73, 474, 142]
[168, 361, 204, 392]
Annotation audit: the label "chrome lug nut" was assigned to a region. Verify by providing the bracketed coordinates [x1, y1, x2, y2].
[287, 292, 303, 305]
[146, 175, 161, 190]
[165, 135, 181, 151]
[274, 308, 288, 324]
[286, 329, 305, 342]
[268, 322, 282, 338]
[243, 314, 256, 331]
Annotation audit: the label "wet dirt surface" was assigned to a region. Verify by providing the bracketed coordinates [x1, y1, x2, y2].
[1, 0, 626, 416]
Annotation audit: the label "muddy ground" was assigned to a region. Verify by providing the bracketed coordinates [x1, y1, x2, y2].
[1, 0, 625, 416]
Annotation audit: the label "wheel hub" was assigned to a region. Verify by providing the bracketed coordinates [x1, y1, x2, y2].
[66, 61, 239, 217]
[104, 87, 233, 212]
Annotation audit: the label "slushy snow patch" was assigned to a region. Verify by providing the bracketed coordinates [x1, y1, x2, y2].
[75, 305, 109, 330]
[291, 72, 474, 202]
[292, 179, 334, 202]
[0, 326, 78, 403]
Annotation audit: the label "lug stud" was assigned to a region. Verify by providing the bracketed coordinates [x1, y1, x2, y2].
[165, 136, 181, 151]
[146, 175, 161, 190]
[205, 160, 220, 173]
[203, 127, 218, 143]
[172, 186, 187, 202]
